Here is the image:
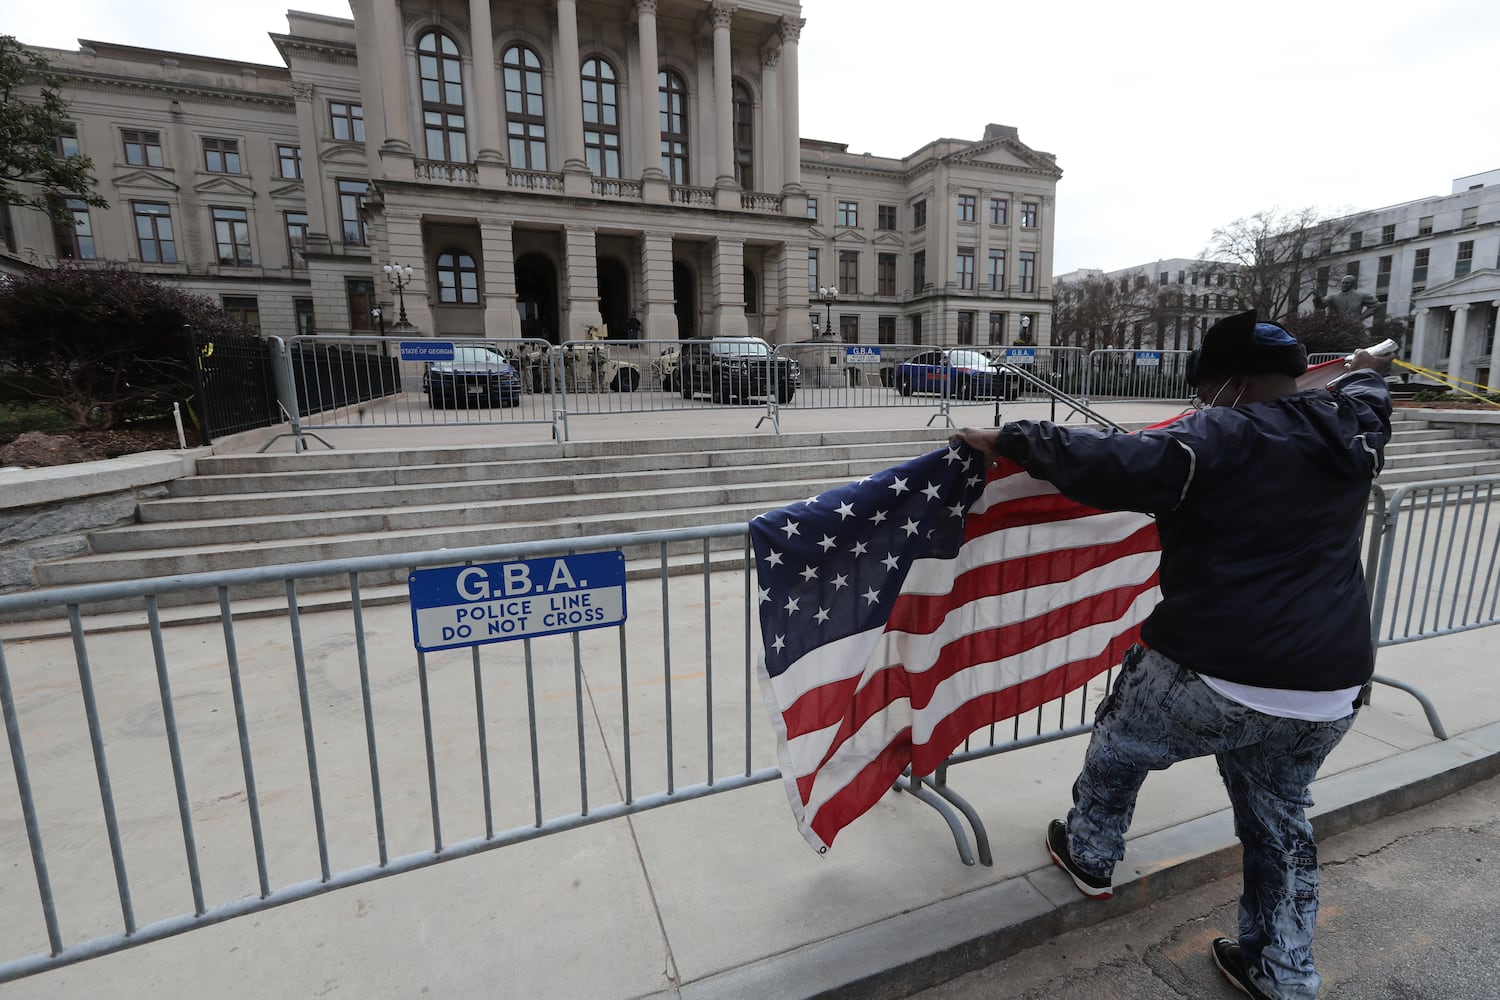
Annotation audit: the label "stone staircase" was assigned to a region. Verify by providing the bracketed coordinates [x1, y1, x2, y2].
[13, 414, 1500, 622]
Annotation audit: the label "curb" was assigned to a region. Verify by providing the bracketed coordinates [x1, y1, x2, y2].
[651, 720, 1500, 1000]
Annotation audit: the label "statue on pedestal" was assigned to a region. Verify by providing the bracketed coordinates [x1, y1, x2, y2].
[1317, 275, 1380, 320]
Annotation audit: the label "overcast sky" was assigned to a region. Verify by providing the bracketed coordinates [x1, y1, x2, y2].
[10, 0, 1499, 274]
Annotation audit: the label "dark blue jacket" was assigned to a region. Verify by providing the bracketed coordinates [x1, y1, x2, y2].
[996, 371, 1392, 691]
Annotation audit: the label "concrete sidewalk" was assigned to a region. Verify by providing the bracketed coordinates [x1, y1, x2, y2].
[1, 401, 1495, 1000]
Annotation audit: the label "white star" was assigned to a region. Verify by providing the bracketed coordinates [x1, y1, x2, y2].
[922, 482, 942, 501]
[948, 503, 967, 518]
[818, 534, 838, 552]
[966, 475, 983, 488]
[870, 509, 888, 525]
[862, 587, 882, 606]
[800, 565, 819, 582]
[830, 573, 849, 590]
[850, 540, 869, 556]
[803, 495, 821, 506]
[943, 446, 963, 465]
[882, 552, 901, 570]
[901, 518, 921, 537]
[772, 634, 786, 652]
[779, 520, 801, 538]
[757, 586, 771, 603]
[814, 607, 831, 624]
[835, 501, 856, 520]
[889, 476, 910, 495]
[766, 550, 784, 567]
[784, 596, 800, 614]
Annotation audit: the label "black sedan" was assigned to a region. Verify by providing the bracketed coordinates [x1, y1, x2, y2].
[424, 347, 523, 408]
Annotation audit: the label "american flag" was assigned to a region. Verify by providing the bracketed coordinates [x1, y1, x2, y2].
[751, 443, 1163, 853]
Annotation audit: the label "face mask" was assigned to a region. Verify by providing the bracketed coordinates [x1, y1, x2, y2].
[1192, 380, 1244, 411]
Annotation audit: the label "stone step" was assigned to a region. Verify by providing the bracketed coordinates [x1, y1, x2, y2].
[1379, 458, 1500, 484]
[1385, 437, 1495, 457]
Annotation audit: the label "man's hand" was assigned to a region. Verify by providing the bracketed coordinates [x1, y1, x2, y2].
[1348, 348, 1393, 376]
[951, 427, 1003, 465]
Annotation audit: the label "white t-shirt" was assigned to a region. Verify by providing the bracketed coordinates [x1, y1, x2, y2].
[1200, 674, 1361, 723]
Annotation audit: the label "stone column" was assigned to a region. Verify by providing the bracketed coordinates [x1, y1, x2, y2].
[1411, 307, 1431, 370]
[554, 0, 590, 192]
[562, 226, 603, 340]
[635, 0, 666, 196]
[1037, 194, 1056, 299]
[468, 0, 506, 183]
[777, 236, 812, 342]
[711, 4, 737, 191]
[640, 230, 677, 339]
[759, 44, 782, 194]
[778, 17, 803, 196]
[1448, 303, 1471, 382]
[712, 237, 748, 337]
[1489, 300, 1500, 387]
[478, 216, 519, 338]
[289, 81, 330, 244]
[373, 0, 412, 155]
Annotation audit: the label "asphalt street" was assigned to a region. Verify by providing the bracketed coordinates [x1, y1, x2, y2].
[907, 773, 1500, 1000]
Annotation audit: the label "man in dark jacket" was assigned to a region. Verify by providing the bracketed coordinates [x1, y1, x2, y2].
[956, 310, 1392, 1000]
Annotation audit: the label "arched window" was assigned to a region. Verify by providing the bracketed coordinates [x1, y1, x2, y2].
[743, 266, 758, 314]
[436, 250, 479, 304]
[658, 70, 689, 185]
[418, 31, 467, 163]
[503, 45, 547, 170]
[732, 80, 753, 190]
[581, 57, 620, 178]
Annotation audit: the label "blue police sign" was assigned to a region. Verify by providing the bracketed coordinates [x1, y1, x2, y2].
[409, 552, 627, 652]
[1004, 347, 1036, 366]
[1135, 351, 1162, 367]
[845, 345, 882, 364]
[400, 341, 455, 363]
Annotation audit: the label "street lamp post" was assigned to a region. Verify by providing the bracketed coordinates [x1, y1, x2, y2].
[817, 285, 838, 337]
[383, 263, 414, 327]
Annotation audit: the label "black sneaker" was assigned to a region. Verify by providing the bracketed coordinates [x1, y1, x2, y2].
[1211, 937, 1277, 1000]
[1045, 819, 1113, 900]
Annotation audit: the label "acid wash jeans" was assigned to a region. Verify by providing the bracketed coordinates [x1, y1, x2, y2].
[1065, 645, 1356, 1000]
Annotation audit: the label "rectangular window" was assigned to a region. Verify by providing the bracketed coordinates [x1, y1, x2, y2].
[1456, 240, 1474, 277]
[1418, 215, 1433, 236]
[294, 297, 316, 335]
[988, 311, 1006, 345]
[912, 199, 926, 229]
[839, 314, 860, 342]
[956, 310, 975, 345]
[347, 278, 375, 332]
[877, 253, 897, 297]
[1345, 260, 1360, 283]
[911, 314, 922, 344]
[285, 211, 309, 268]
[1381, 223, 1395, 244]
[1020, 202, 1038, 228]
[912, 250, 926, 290]
[330, 102, 365, 142]
[1315, 266, 1329, 298]
[277, 143, 303, 179]
[49, 196, 97, 259]
[878, 315, 896, 344]
[132, 201, 177, 263]
[338, 179, 369, 246]
[1376, 255, 1393, 291]
[203, 137, 242, 174]
[53, 125, 81, 158]
[122, 128, 164, 167]
[1461, 206, 1478, 227]
[988, 250, 1005, 291]
[221, 296, 261, 332]
[0, 205, 15, 252]
[1018, 251, 1036, 292]
[808, 247, 819, 293]
[836, 200, 859, 227]
[806, 196, 818, 221]
[1348, 230, 1362, 251]
[838, 250, 859, 295]
[957, 194, 976, 223]
[956, 248, 974, 290]
[1412, 247, 1429, 285]
[212, 207, 253, 266]
[989, 198, 1007, 226]
[877, 204, 897, 231]
[1159, 271, 1169, 286]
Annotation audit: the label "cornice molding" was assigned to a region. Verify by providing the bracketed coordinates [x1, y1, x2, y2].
[67, 72, 294, 111]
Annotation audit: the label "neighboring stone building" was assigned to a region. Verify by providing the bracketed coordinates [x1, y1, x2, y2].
[1053, 257, 1241, 352]
[2, 1, 1060, 348]
[1312, 170, 1500, 387]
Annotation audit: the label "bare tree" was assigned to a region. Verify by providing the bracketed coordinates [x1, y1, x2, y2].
[1201, 207, 1355, 321]
[1053, 269, 1158, 350]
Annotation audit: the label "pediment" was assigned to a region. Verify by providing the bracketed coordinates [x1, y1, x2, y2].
[269, 181, 307, 201]
[192, 176, 257, 198]
[319, 143, 369, 166]
[808, 225, 827, 240]
[1416, 267, 1500, 304]
[872, 232, 905, 247]
[111, 169, 179, 192]
[955, 136, 1060, 175]
[833, 229, 867, 245]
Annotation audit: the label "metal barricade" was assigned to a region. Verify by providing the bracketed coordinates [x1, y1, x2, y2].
[283, 335, 562, 439]
[1082, 348, 1194, 404]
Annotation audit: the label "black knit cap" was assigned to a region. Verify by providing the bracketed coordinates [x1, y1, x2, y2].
[1185, 309, 1308, 386]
